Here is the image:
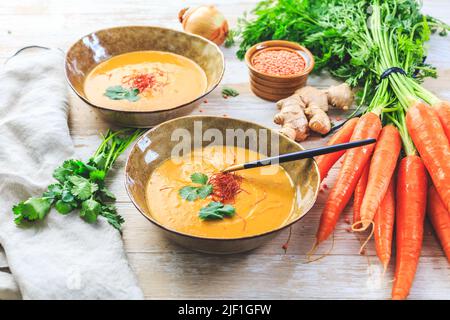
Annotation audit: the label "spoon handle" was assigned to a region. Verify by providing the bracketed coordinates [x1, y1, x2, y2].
[222, 138, 376, 173]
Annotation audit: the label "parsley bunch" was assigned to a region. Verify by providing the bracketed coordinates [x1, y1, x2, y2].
[12, 129, 142, 231]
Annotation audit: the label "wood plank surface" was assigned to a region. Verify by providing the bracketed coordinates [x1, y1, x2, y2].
[0, 0, 449, 299]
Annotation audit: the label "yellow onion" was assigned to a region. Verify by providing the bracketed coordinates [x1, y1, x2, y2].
[178, 5, 228, 46]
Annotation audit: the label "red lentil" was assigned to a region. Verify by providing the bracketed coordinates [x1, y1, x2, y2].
[252, 49, 306, 76]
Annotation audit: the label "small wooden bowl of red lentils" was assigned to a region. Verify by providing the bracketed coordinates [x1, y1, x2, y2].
[245, 40, 315, 101]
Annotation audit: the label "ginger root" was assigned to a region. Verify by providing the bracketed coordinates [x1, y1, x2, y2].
[275, 94, 309, 141]
[296, 86, 329, 112]
[274, 83, 354, 141]
[326, 83, 354, 110]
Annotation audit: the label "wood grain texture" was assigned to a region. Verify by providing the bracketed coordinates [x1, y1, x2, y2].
[0, 0, 449, 299]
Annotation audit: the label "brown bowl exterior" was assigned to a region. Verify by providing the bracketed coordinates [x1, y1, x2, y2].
[245, 40, 315, 101]
[65, 26, 224, 127]
[124, 115, 320, 254]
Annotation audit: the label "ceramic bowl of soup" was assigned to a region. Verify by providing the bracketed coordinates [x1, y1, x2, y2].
[65, 26, 224, 127]
[125, 116, 320, 254]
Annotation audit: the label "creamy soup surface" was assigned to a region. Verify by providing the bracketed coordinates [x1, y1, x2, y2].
[145, 146, 296, 238]
[84, 51, 207, 111]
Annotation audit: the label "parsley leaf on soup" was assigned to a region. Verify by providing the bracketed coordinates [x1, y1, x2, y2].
[104, 86, 140, 102]
[197, 184, 213, 199]
[190, 172, 208, 185]
[178, 172, 213, 201]
[198, 201, 236, 220]
[179, 186, 201, 201]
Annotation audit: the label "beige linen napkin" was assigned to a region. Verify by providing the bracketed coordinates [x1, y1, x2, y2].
[0, 48, 143, 299]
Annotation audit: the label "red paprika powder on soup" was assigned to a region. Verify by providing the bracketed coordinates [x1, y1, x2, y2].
[251, 49, 306, 76]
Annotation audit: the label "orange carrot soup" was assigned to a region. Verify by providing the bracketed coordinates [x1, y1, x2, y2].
[145, 145, 295, 238]
[83, 51, 207, 111]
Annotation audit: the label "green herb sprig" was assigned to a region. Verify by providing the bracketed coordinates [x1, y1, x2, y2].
[179, 173, 213, 201]
[199, 201, 236, 220]
[104, 85, 140, 102]
[221, 87, 239, 99]
[178, 172, 237, 221]
[12, 129, 142, 231]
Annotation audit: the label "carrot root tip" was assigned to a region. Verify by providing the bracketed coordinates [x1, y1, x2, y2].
[351, 219, 373, 232]
[305, 235, 335, 264]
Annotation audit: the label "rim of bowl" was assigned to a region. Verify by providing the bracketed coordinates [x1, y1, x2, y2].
[245, 40, 315, 79]
[124, 115, 320, 242]
[64, 25, 225, 114]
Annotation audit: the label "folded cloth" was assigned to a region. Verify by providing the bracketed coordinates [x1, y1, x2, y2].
[0, 249, 7, 268]
[0, 48, 143, 299]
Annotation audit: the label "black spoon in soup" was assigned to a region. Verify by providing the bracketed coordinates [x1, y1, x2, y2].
[221, 138, 376, 173]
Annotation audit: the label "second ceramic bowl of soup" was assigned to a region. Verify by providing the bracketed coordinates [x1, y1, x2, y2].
[65, 26, 224, 127]
[125, 116, 320, 254]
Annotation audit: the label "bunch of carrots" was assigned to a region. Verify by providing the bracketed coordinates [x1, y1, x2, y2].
[233, 0, 448, 300]
[313, 2, 450, 300]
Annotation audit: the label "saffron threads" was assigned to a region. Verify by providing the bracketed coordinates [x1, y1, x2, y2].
[123, 73, 156, 93]
[209, 172, 243, 203]
[121, 68, 168, 93]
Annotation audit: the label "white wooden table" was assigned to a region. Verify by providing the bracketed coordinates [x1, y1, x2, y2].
[0, 0, 449, 299]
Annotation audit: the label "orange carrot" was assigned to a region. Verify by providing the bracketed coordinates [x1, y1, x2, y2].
[316, 117, 359, 181]
[432, 101, 450, 140]
[374, 178, 395, 271]
[353, 162, 369, 224]
[406, 102, 450, 212]
[360, 125, 401, 228]
[427, 185, 450, 262]
[316, 112, 381, 244]
[392, 155, 427, 300]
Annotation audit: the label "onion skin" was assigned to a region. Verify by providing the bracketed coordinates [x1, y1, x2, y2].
[179, 5, 229, 46]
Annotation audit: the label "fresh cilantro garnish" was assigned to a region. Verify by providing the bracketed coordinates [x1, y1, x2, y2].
[197, 184, 213, 199]
[12, 129, 142, 231]
[104, 85, 140, 102]
[198, 201, 236, 220]
[190, 172, 209, 185]
[179, 186, 200, 201]
[178, 172, 237, 221]
[179, 172, 213, 201]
